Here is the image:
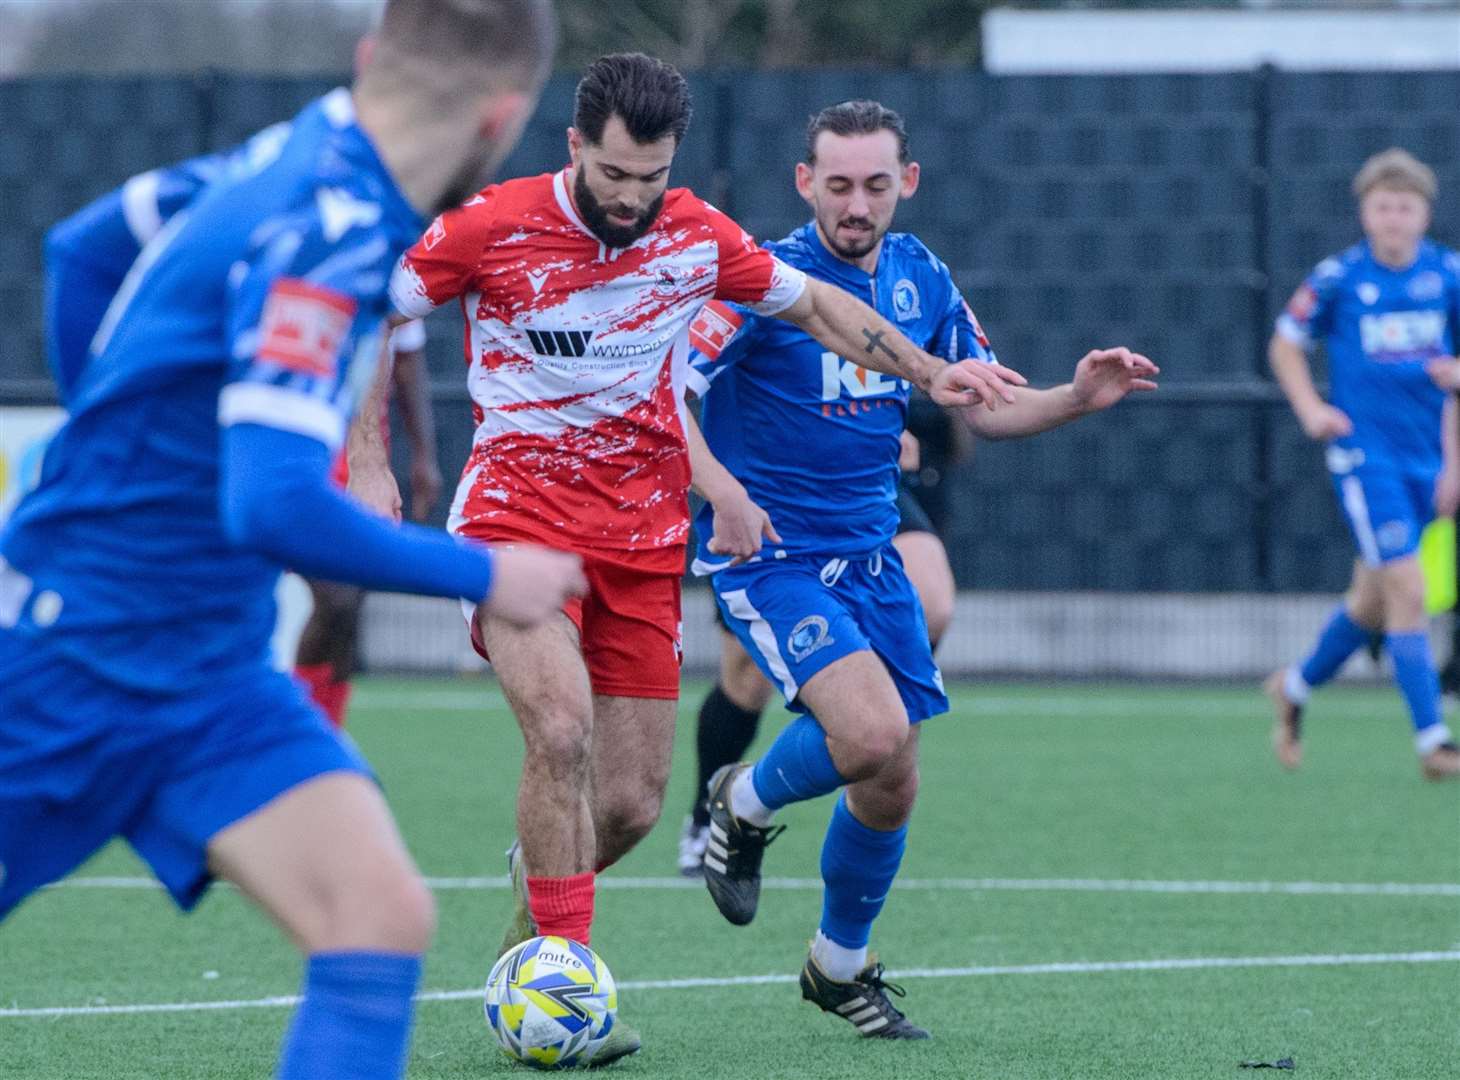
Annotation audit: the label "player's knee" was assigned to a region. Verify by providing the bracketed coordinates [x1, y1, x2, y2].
[839, 717, 910, 779]
[308, 863, 436, 954]
[598, 792, 663, 848]
[521, 711, 593, 778]
[922, 593, 954, 645]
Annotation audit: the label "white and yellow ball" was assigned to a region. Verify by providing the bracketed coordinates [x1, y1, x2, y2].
[484, 935, 618, 1069]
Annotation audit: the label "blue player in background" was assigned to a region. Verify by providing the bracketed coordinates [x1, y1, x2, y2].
[688, 100, 1159, 1038]
[1266, 148, 1460, 782]
[0, 2, 582, 1078]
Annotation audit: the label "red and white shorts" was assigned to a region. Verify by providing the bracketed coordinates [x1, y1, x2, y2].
[462, 539, 683, 700]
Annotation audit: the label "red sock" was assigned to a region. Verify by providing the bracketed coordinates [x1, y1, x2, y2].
[526, 872, 596, 945]
[295, 662, 352, 729]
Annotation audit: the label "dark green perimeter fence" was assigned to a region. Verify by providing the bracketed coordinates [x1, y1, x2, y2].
[2, 69, 1456, 604]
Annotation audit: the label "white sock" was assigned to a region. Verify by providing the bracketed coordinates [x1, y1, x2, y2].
[1283, 666, 1311, 706]
[1415, 723, 1454, 756]
[729, 767, 776, 827]
[811, 930, 867, 983]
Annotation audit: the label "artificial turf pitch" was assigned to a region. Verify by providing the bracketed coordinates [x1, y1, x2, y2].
[3, 677, 1457, 1078]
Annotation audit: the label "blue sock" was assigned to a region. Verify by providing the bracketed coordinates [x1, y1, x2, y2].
[819, 793, 908, 950]
[1298, 607, 1371, 688]
[751, 714, 848, 811]
[1385, 631, 1442, 735]
[277, 951, 421, 1080]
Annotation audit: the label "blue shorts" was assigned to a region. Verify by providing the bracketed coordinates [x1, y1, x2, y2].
[713, 546, 948, 723]
[1327, 448, 1435, 566]
[0, 631, 369, 919]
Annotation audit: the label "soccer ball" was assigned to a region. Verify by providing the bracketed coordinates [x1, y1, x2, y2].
[484, 935, 619, 1069]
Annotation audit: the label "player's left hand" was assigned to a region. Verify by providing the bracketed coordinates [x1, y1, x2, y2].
[928, 357, 1026, 410]
[1425, 357, 1460, 391]
[1435, 466, 1460, 519]
[1069, 347, 1160, 413]
[409, 454, 443, 522]
[707, 487, 781, 566]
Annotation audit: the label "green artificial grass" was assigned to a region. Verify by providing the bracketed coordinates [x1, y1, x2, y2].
[2, 677, 1456, 1078]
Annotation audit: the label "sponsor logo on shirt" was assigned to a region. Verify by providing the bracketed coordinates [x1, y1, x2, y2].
[256, 278, 357, 377]
[522, 327, 675, 360]
[821, 352, 910, 401]
[1359, 310, 1447, 357]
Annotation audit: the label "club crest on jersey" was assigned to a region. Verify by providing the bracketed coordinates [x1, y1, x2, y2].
[423, 216, 447, 251]
[1356, 282, 1380, 306]
[787, 615, 834, 662]
[256, 279, 356, 377]
[892, 278, 921, 322]
[651, 266, 681, 299]
[689, 302, 744, 359]
[1407, 271, 1444, 302]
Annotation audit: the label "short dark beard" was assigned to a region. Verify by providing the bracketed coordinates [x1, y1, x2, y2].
[574, 167, 664, 248]
[820, 212, 887, 260]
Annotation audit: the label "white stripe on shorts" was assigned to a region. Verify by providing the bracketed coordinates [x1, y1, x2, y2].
[1339, 475, 1382, 566]
[719, 588, 797, 701]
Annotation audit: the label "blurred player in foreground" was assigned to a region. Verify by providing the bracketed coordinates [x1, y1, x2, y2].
[0, 4, 576, 1079]
[297, 317, 441, 728]
[676, 425, 958, 876]
[688, 100, 1157, 1038]
[372, 53, 1025, 1057]
[41, 37, 443, 732]
[1265, 148, 1460, 781]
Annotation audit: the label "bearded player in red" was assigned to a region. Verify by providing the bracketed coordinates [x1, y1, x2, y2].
[366, 52, 1023, 1057]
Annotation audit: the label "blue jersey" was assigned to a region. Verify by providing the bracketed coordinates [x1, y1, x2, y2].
[43, 125, 291, 403]
[2, 89, 423, 691]
[688, 222, 994, 566]
[1276, 240, 1460, 476]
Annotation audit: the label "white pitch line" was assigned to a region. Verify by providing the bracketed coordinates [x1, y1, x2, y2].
[348, 691, 1264, 718]
[49, 875, 1460, 897]
[3, 950, 1456, 1019]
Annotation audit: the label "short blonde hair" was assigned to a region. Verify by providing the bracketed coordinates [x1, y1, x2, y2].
[1352, 148, 1437, 202]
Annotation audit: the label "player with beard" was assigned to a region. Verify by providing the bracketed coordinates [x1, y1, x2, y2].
[373, 54, 1027, 1058]
[684, 100, 1158, 1039]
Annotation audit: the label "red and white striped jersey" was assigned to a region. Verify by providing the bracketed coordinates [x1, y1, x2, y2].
[389, 169, 807, 570]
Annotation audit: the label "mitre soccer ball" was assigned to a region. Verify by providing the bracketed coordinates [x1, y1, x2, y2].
[484, 935, 619, 1069]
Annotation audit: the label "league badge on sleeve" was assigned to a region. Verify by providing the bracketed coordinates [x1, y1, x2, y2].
[689, 301, 744, 359]
[256, 278, 357, 378]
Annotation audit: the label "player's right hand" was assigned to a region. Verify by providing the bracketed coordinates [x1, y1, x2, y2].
[348, 459, 404, 523]
[929, 357, 1025, 410]
[482, 545, 587, 627]
[1298, 402, 1353, 441]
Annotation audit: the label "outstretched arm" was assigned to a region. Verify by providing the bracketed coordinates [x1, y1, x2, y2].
[961, 348, 1160, 440]
[774, 276, 1027, 409]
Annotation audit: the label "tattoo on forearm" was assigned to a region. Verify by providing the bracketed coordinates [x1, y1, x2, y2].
[861, 327, 903, 367]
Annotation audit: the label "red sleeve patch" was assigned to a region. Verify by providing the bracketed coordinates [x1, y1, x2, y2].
[256, 278, 357, 378]
[689, 301, 745, 359]
[1286, 283, 1317, 321]
[963, 300, 991, 349]
[423, 215, 447, 251]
